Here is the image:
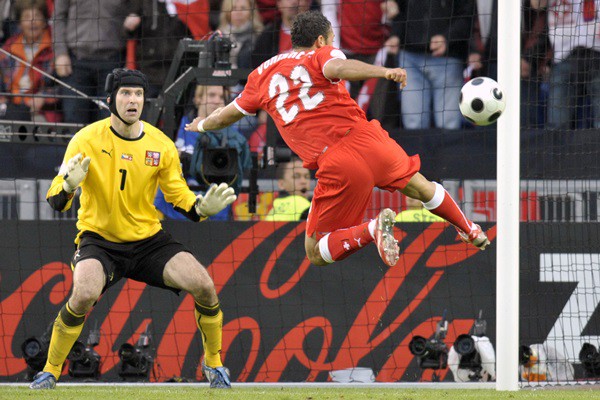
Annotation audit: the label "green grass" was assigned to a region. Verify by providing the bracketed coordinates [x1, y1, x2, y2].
[1, 386, 600, 400]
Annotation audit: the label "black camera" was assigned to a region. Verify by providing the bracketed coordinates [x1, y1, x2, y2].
[579, 343, 600, 377]
[118, 325, 154, 380]
[21, 336, 49, 376]
[198, 32, 233, 70]
[67, 323, 101, 379]
[453, 334, 484, 381]
[408, 314, 448, 370]
[200, 148, 239, 186]
[453, 310, 488, 380]
[519, 344, 533, 366]
[21, 323, 53, 380]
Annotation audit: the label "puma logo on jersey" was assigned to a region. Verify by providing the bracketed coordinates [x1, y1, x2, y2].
[354, 238, 363, 248]
[102, 149, 113, 158]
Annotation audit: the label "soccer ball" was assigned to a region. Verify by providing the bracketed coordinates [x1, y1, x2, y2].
[459, 77, 506, 126]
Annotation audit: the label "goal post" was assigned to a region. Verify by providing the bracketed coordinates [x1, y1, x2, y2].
[496, 0, 521, 391]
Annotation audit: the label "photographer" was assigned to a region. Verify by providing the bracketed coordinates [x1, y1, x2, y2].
[447, 312, 496, 382]
[519, 343, 574, 382]
[448, 334, 496, 382]
[155, 84, 250, 221]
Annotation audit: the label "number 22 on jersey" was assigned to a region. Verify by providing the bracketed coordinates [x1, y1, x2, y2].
[268, 65, 324, 124]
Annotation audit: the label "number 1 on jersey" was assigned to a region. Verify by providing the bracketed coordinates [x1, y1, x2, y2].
[119, 169, 127, 191]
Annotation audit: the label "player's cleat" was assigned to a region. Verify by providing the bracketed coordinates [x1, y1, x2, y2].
[202, 361, 231, 389]
[29, 371, 56, 390]
[374, 208, 399, 267]
[457, 224, 490, 250]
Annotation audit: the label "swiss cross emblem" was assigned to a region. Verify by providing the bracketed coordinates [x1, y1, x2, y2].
[145, 151, 160, 167]
[342, 239, 351, 252]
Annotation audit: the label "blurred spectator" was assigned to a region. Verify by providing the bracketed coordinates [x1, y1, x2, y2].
[322, 0, 397, 119]
[531, 0, 600, 130]
[264, 157, 312, 221]
[175, 84, 248, 182]
[395, 196, 444, 222]
[52, 0, 128, 124]
[468, 0, 550, 129]
[123, 0, 191, 98]
[0, 0, 18, 46]
[251, 0, 310, 67]
[386, 0, 475, 129]
[218, 0, 263, 69]
[0, 0, 58, 122]
[255, 0, 278, 24]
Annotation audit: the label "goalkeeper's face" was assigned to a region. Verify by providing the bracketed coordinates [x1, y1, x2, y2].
[114, 86, 144, 124]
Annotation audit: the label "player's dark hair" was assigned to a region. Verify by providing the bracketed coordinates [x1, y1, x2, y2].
[291, 11, 331, 49]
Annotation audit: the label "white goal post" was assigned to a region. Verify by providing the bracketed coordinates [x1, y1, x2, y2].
[496, 0, 521, 391]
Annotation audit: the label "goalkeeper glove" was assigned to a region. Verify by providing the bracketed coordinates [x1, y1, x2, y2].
[62, 153, 91, 193]
[195, 182, 237, 217]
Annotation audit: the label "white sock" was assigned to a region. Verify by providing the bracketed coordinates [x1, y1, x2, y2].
[422, 182, 445, 210]
[368, 219, 376, 239]
[318, 234, 334, 264]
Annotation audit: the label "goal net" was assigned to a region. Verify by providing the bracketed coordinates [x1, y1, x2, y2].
[0, 0, 598, 388]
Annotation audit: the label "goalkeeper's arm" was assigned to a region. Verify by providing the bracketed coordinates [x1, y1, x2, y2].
[47, 153, 91, 211]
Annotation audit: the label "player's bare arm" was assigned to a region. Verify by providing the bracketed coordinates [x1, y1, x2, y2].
[185, 102, 245, 133]
[323, 58, 407, 89]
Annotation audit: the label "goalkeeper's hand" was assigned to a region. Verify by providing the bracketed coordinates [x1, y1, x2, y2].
[62, 153, 91, 193]
[195, 182, 237, 217]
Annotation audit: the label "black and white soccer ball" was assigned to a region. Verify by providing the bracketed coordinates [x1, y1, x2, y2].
[459, 77, 506, 126]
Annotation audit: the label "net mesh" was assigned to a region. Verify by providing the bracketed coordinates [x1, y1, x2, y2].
[0, 0, 598, 386]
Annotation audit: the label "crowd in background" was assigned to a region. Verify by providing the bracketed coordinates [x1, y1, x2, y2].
[1, 0, 598, 130]
[0, 0, 598, 220]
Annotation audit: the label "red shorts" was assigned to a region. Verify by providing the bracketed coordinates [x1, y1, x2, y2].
[306, 120, 420, 239]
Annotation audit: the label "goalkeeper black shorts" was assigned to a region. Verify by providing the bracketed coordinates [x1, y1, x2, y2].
[72, 230, 191, 295]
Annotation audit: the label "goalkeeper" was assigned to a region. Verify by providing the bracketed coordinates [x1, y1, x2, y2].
[32, 69, 235, 390]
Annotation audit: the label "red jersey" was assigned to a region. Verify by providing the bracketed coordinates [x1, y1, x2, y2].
[234, 45, 367, 169]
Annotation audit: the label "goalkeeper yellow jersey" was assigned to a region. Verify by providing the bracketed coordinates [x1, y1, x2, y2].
[47, 118, 198, 244]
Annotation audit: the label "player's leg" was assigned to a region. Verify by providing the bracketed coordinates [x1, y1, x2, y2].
[162, 251, 230, 388]
[305, 205, 398, 267]
[303, 140, 399, 267]
[401, 173, 490, 249]
[30, 258, 105, 389]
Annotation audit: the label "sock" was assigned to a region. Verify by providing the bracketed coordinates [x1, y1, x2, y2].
[423, 182, 473, 234]
[44, 303, 85, 380]
[195, 302, 223, 368]
[318, 220, 374, 263]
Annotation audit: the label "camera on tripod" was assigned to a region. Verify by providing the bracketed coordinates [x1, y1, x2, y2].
[448, 310, 496, 382]
[67, 321, 101, 379]
[408, 313, 448, 370]
[21, 330, 51, 379]
[118, 324, 154, 380]
[198, 32, 234, 70]
[579, 343, 600, 378]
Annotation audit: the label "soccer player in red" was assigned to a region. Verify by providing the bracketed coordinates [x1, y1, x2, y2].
[186, 10, 490, 267]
